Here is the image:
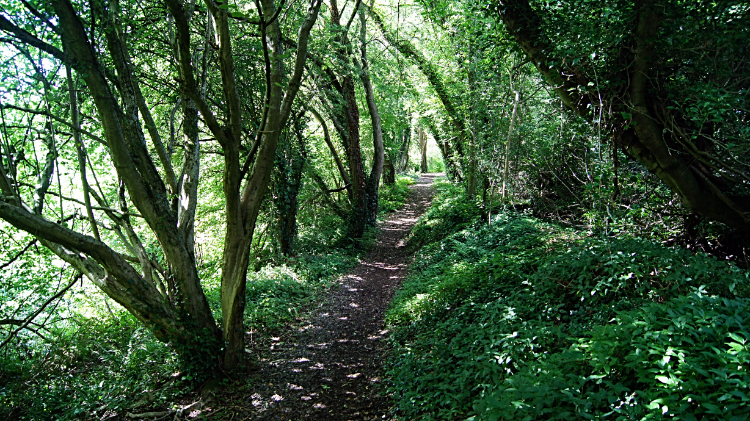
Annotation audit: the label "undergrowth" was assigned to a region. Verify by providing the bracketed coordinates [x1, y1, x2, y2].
[0, 311, 184, 420]
[0, 250, 359, 420]
[379, 175, 416, 215]
[0, 175, 418, 420]
[387, 186, 750, 420]
[404, 179, 482, 252]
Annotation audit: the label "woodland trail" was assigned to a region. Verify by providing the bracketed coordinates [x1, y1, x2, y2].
[213, 174, 438, 420]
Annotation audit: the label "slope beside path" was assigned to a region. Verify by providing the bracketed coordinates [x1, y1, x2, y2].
[211, 174, 437, 420]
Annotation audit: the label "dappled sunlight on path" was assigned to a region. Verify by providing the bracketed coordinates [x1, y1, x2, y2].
[238, 174, 439, 420]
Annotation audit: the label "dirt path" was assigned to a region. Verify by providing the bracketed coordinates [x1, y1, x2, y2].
[222, 174, 437, 420]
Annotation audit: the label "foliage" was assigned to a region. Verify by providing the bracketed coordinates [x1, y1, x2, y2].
[1, 0, 748, 418]
[474, 293, 750, 421]
[404, 179, 482, 251]
[386, 200, 749, 420]
[0, 312, 184, 421]
[244, 252, 357, 332]
[0, 243, 358, 419]
[427, 155, 445, 173]
[378, 175, 415, 215]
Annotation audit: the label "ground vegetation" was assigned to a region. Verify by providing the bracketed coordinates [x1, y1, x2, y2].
[0, 0, 748, 419]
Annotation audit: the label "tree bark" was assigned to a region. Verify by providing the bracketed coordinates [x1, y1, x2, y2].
[330, 0, 368, 240]
[360, 1, 385, 226]
[418, 126, 428, 173]
[383, 155, 396, 185]
[309, 106, 352, 199]
[275, 116, 308, 256]
[218, 0, 322, 370]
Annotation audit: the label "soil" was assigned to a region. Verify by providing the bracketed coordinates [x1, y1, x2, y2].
[204, 174, 438, 421]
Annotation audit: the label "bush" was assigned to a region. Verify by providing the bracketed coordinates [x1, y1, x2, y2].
[474, 293, 750, 421]
[386, 206, 750, 420]
[244, 251, 356, 332]
[0, 313, 184, 421]
[379, 175, 415, 215]
[404, 180, 482, 252]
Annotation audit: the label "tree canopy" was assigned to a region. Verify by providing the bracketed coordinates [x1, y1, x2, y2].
[0, 0, 748, 415]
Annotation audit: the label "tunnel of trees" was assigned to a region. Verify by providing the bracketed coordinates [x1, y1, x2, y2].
[0, 0, 748, 418]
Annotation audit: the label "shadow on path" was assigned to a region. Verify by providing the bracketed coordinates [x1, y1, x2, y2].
[231, 174, 439, 420]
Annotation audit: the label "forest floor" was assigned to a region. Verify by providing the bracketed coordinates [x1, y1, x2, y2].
[203, 174, 438, 420]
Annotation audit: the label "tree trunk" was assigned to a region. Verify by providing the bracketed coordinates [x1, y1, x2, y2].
[396, 125, 411, 173]
[502, 89, 520, 200]
[275, 116, 308, 256]
[217, 0, 322, 370]
[329, 0, 368, 241]
[425, 120, 461, 180]
[418, 127, 428, 173]
[383, 155, 396, 185]
[360, 1, 385, 226]
[54, 0, 220, 348]
[308, 105, 352, 200]
[0, 0, 322, 377]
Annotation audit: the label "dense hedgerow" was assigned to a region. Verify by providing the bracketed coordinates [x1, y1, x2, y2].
[387, 188, 750, 420]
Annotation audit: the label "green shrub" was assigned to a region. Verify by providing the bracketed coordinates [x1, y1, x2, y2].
[0, 313, 184, 421]
[387, 206, 750, 420]
[473, 293, 750, 421]
[405, 180, 482, 252]
[379, 175, 415, 215]
[528, 237, 750, 333]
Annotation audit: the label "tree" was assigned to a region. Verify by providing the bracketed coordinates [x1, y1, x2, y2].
[417, 126, 428, 172]
[366, 3, 467, 181]
[306, 0, 384, 240]
[273, 111, 309, 256]
[0, 0, 322, 373]
[493, 0, 750, 230]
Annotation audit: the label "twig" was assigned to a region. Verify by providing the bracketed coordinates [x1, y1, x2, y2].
[0, 272, 81, 349]
[0, 239, 37, 270]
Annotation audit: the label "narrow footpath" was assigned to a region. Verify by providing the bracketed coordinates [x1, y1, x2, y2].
[221, 174, 436, 420]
